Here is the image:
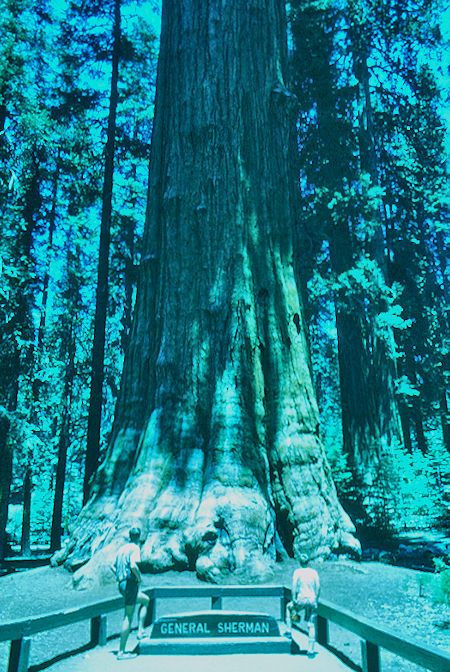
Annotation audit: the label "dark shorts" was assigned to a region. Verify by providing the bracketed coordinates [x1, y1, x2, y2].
[118, 577, 139, 606]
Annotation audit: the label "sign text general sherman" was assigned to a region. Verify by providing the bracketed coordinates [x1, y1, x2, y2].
[151, 612, 280, 639]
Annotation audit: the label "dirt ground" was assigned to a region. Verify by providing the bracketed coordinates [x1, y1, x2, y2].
[0, 558, 448, 672]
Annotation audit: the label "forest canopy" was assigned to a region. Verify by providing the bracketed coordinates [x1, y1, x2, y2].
[0, 0, 448, 582]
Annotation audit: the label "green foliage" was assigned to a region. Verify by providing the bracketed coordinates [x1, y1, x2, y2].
[1, 0, 158, 547]
[433, 558, 450, 605]
[327, 439, 357, 503]
[291, 0, 449, 536]
[361, 438, 449, 532]
[394, 375, 420, 399]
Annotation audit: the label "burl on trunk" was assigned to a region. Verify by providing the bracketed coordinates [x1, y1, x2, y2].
[66, 0, 357, 587]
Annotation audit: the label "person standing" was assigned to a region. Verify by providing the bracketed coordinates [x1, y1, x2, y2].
[112, 527, 149, 660]
[286, 555, 320, 656]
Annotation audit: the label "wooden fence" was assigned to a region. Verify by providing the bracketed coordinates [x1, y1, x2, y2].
[316, 597, 450, 672]
[0, 584, 448, 672]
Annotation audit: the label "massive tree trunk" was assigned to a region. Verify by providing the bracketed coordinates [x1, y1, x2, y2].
[69, 0, 357, 587]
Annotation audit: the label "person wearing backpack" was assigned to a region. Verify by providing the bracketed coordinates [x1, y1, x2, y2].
[286, 555, 320, 656]
[112, 527, 149, 660]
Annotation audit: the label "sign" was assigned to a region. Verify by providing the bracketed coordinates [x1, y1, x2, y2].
[150, 611, 281, 639]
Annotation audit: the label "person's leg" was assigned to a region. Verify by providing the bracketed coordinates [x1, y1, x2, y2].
[305, 607, 316, 655]
[136, 590, 150, 638]
[286, 602, 291, 633]
[119, 604, 136, 655]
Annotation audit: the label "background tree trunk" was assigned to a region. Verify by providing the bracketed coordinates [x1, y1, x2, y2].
[440, 385, 450, 453]
[83, 0, 121, 504]
[289, 1, 405, 515]
[0, 413, 12, 560]
[37, 165, 59, 350]
[21, 469, 32, 556]
[351, 21, 404, 475]
[70, 0, 357, 587]
[51, 310, 76, 552]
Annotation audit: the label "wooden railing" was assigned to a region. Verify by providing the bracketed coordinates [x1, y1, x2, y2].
[0, 584, 448, 672]
[316, 597, 450, 672]
[0, 585, 288, 672]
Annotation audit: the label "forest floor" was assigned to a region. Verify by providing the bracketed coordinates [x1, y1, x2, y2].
[0, 557, 449, 672]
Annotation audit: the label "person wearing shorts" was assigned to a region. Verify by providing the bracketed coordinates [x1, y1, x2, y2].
[113, 527, 150, 660]
[286, 554, 320, 656]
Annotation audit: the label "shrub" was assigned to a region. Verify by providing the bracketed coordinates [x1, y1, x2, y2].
[433, 558, 450, 605]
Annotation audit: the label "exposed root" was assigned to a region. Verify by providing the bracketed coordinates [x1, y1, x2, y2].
[67, 475, 359, 590]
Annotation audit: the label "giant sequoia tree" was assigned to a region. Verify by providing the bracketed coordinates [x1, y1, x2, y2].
[68, 0, 356, 586]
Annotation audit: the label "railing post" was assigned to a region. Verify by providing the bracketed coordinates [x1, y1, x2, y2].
[361, 640, 380, 672]
[144, 597, 156, 628]
[211, 595, 222, 610]
[317, 615, 328, 646]
[8, 637, 31, 672]
[281, 587, 291, 621]
[90, 615, 107, 647]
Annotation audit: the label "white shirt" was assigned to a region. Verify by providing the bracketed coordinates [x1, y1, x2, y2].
[292, 567, 320, 606]
[113, 542, 140, 583]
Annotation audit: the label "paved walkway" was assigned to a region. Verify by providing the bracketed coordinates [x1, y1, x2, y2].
[45, 629, 352, 672]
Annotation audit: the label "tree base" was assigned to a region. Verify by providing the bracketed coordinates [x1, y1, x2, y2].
[59, 482, 360, 590]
